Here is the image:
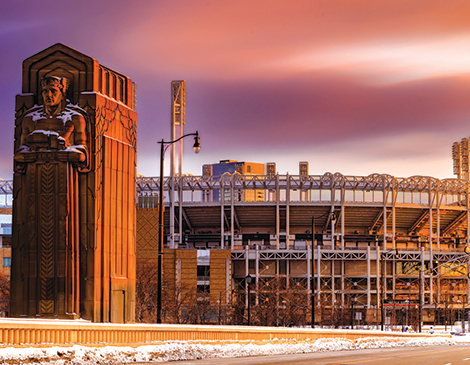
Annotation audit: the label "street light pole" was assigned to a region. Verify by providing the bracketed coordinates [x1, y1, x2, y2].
[157, 131, 200, 324]
[350, 295, 355, 329]
[406, 282, 411, 328]
[157, 141, 165, 324]
[419, 269, 422, 333]
[381, 257, 383, 330]
[246, 274, 252, 326]
[311, 217, 315, 328]
[445, 293, 452, 330]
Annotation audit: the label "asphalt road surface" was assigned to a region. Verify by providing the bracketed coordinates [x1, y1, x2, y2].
[150, 345, 470, 365]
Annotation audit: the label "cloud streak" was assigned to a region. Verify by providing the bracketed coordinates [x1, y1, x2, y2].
[264, 34, 470, 85]
[1, 0, 469, 180]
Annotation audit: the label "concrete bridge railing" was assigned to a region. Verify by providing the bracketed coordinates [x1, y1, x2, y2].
[0, 319, 446, 347]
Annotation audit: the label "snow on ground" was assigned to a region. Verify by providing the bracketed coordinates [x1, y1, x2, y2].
[0, 334, 468, 364]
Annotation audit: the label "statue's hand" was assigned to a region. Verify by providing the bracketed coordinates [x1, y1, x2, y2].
[59, 145, 87, 162]
[66, 144, 87, 152]
[16, 145, 30, 153]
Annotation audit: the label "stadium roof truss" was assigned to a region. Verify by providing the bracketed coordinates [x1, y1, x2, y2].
[1, 172, 469, 247]
[131, 172, 470, 250]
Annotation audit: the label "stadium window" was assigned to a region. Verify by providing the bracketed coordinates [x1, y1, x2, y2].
[197, 284, 210, 293]
[197, 265, 210, 279]
[3, 257, 11, 267]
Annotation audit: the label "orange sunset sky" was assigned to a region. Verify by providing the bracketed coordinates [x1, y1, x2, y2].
[2, 0, 470, 179]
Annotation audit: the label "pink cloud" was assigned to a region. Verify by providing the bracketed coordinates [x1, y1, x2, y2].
[2, 0, 470, 180]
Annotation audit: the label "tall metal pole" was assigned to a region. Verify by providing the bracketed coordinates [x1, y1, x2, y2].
[419, 269, 422, 333]
[445, 294, 448, 331]
[311, 217, 315, 328]
[350, 296, 354, 329]
[381, 254, 385, 331]
[156, 131, 200, 325]
[157, 141, 165, 324]
[247, 276, 251, 326]
[170, 105, 175, 248]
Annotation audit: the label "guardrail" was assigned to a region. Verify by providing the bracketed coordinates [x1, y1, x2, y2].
[0, 319, 446, 347]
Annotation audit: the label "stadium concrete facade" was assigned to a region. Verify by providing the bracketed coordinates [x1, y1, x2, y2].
[136, 162, 470, 328]
[1, 160, 469, 327]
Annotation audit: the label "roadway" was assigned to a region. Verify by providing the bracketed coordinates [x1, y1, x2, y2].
[153, 345, 470, 365]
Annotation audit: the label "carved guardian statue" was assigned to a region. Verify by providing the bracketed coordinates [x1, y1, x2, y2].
[11, 44, 137, 323]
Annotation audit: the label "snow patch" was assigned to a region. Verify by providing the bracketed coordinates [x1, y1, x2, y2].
[0, 336, 465, 364]
[30, 130, 60, 137]
[55, 110, 74, 124]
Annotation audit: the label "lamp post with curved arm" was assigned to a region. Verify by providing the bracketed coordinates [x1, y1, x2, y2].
[157, 131, 200, 324]
[311, 217, 315, 328]
[246, 274, 253, 326]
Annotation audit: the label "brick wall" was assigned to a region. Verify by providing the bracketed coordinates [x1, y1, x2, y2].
[210, 250, 231, 304]
[136, 208, 159, 260]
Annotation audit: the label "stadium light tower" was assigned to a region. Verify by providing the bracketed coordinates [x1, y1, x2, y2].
[169, 81, 186, 248]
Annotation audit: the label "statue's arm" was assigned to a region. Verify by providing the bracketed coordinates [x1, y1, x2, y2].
[19, 117, 32, 150]
[60, 113, 88, 163]
[72, 114, 87, 147]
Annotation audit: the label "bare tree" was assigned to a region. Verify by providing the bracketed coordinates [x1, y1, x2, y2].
[135, 259, 159, 323]
[240, 276, 310, 328]
[0, 271, 9, 317]
[162, 278, 198, 324]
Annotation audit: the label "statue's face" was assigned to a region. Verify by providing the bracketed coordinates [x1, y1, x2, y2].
[42, 84, 63, 108]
